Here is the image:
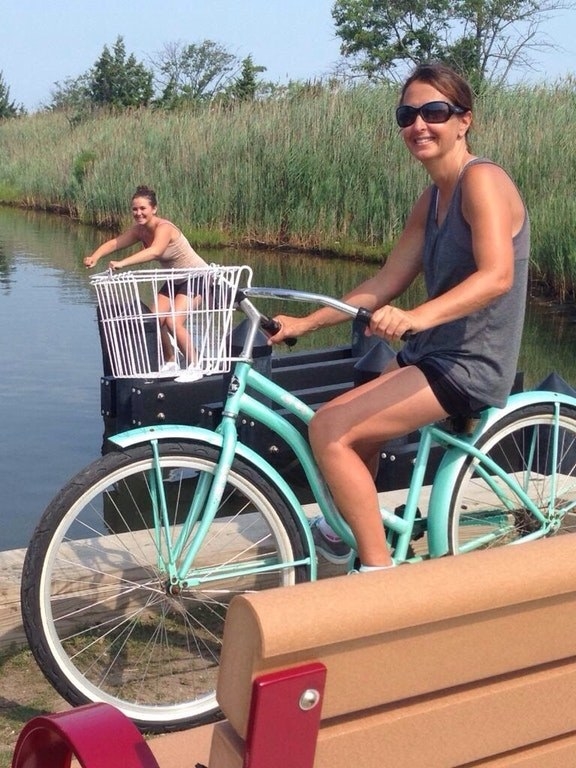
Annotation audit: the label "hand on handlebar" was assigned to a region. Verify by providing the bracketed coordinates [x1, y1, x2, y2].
[266, 314, 306, 346]
[368, 305, 416, 342]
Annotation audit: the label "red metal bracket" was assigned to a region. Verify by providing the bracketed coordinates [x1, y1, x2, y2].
[11, 702, 160, 768]
[244, 662, 327, 768]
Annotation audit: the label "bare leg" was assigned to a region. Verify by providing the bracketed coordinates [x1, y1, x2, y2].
[309, 364, 448, 567]
[155, 292, 196, 364]
[152, 293, 178, 363]
[170, 293, 195, 363]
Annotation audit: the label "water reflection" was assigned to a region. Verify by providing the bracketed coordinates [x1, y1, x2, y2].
[519, 295, 576, 387]
[0, 205, 575, 551]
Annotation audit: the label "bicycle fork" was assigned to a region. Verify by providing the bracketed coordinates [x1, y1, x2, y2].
[145, 413, 242, 591]
[143, 374, 317, 590]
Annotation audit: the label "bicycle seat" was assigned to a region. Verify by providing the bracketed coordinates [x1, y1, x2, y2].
[442, 412, 485, 436]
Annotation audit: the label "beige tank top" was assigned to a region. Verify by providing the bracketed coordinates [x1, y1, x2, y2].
[158, 231, 207, 269]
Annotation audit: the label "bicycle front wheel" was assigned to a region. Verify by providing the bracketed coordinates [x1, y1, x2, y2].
[21, 441, 308, 732]
[449, 403, 576, 554]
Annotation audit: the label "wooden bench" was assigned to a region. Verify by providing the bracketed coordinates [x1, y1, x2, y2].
[12, 534, 576, 767]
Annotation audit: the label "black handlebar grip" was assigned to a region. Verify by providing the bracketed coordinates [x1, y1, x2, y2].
[259, 316, 297, 347]
[355, 307, 372, 326]
[356, 306, 412, 341]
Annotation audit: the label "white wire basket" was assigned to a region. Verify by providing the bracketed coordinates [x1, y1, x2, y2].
[91, 265, 253, 380]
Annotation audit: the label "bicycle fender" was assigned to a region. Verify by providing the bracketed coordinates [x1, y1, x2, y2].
[108, 424, 318, 577]
[426, 389, 576, 556]
[109, 423, 233, 450]
[469, 390, 576, 437]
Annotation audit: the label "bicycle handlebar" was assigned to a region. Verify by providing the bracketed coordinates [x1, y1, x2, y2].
[241, 286, 373, 348]
[244, 286, 370, 320]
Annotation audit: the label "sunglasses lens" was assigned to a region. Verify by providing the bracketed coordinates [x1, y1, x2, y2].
[396, 101, 460, 128]
[420, 102, 451, 123]
[396, 106, 416, 128]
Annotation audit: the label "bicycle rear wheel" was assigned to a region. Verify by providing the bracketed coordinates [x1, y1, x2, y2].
[449, 403, 576, 554]
[21, 441, 308, 732]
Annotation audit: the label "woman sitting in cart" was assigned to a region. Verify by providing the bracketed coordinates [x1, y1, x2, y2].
[84, 185, 208, 374]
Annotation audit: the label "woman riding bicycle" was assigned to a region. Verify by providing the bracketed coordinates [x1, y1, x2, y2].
[270, 62, 530, 573]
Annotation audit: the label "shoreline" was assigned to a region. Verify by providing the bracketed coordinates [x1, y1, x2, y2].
[0, 547, 26, 649]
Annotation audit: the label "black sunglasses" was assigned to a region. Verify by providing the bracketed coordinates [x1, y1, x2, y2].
[395, 100, 467, 128]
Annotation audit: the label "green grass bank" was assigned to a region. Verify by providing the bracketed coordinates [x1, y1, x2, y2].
[1, 82, 575, 295]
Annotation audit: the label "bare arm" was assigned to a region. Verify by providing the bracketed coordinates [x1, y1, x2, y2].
[269, 190, 429, 343]
[83, 228, 142, 268]
[108, 222, 176, 270]
[369, 163, 524, 340]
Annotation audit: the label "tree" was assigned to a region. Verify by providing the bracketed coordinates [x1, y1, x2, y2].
[332, 0, 576, 87]
[228, 55, 267, 101]
[152, 39, 238, 105]
[50, 73, 92, 112]
[49, 37, 153, 113]
[90, 36, 153, 108]
[0, 71, 23, 118]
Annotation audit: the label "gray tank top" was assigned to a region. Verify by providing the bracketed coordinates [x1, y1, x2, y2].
[398, 158, 530, 409]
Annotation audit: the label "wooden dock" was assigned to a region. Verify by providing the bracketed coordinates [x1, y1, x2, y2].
[0, 491, 417, 650]
[0, 546, 26, 648]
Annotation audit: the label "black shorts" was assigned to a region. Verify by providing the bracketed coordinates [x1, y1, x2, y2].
[397, 355, 487, 418]
[158, 278, 204, 298]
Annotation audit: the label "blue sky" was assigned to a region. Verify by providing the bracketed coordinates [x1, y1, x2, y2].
[3, 0, 576, 111]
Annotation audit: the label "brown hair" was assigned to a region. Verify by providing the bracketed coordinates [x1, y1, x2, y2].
[399, 62, 473, 147]
[399, 62, 473, 111]
[132, 185, 157, 207]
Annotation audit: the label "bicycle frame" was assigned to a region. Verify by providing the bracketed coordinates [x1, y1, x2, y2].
[427, 389, 576, 554]
[108, 285, 576, 580]
[109, 349, 576, 581]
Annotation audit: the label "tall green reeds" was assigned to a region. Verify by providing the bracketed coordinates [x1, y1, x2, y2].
[0, 80, 575, 294]
[473, 81, 576, 297]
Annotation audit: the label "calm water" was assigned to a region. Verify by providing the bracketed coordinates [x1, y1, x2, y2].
[1, 206, 576, 551]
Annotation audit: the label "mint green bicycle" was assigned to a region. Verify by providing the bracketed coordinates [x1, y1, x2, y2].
[21, 265, 576, 733]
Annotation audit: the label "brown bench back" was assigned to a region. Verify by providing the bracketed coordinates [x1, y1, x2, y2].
[212, 535, 576, 767]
